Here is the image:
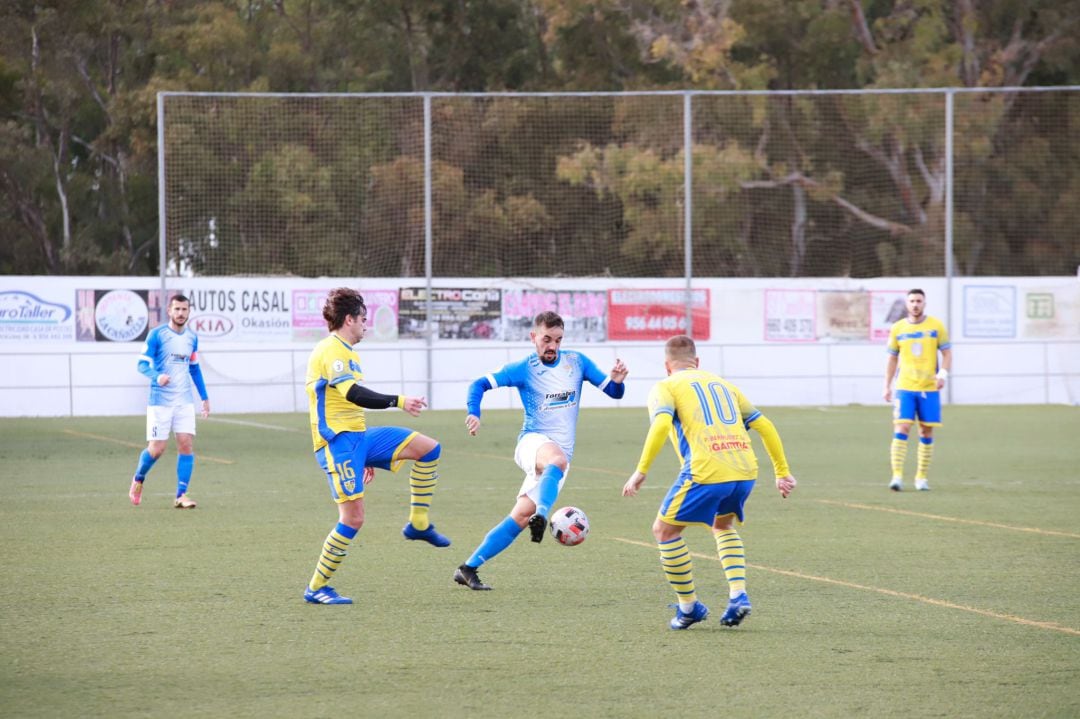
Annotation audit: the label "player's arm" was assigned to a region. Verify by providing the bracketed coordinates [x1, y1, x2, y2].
[465, 364, 516, 435]
[582, 354, 627, 399]
[137, 333, 167, 385]
[883, 351, 899, 402]
[188, 359, 210, 417]
[623, 411, 672, 497]
[746, 414, 796, 498]
[936, 346, 952, 390]
[344, 383, 404, 410]
[188, 350, 209, 402]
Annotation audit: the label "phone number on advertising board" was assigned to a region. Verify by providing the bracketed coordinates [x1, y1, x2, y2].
[624, 315, 687, 331]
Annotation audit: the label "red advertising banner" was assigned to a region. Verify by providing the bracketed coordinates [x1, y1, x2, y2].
[607, 288, 710, 340]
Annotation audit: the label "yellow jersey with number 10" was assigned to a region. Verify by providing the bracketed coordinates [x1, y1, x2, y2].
[647, 368, 762, 484]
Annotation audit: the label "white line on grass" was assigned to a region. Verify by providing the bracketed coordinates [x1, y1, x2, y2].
[612, 537, 1080, 637]
[203, 416, 301, 431]
[62, 429, 234, 465]
[815, 499, 1080, 539]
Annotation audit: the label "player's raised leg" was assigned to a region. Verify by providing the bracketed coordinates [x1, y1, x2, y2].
[391, 432, 450, 547]
[524, 440, 568, 543]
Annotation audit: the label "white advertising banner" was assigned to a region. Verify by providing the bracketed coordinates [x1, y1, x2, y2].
[0, 276, 1076, 352]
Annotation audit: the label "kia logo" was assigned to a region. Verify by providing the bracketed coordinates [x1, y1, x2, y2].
[192, 314, 234, 337]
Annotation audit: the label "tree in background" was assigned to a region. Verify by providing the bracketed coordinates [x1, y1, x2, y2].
[0, 0, 1077, 277]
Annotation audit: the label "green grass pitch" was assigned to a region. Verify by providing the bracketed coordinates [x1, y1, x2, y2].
[1, 406, 1078, 718]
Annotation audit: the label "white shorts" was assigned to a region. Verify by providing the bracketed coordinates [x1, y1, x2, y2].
[147, 404, 197, 441]
[514, 432, 570, 502]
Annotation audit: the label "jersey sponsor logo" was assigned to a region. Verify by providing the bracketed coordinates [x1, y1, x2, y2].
[544, 390, 577, 409]
[706, 433, 750, 452]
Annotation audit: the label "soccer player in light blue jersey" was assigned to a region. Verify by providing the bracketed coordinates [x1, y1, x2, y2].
[128, 295, 210, 508]
[453, 311, 628, 591]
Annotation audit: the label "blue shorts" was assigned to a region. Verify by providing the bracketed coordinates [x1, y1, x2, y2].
[893, 389, 942, 426]
[315, 427, 418, 503]
[658, 478, 756, 528]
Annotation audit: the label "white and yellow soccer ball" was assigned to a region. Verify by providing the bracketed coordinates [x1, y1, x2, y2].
[549, 506, 590, 546]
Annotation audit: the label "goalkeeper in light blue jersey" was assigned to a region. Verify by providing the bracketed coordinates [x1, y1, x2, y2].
[128, 294, 210, 509]
[453, 311, 628, 591]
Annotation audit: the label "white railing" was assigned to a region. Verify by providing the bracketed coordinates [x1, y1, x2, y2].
[3, 339, 1077, 417]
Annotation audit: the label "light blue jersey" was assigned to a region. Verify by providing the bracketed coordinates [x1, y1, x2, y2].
[467, 350, 623, 462]
[138, 325, 208, 407]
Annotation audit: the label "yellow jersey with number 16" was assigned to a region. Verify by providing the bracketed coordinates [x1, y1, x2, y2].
[306, 333, 366, 451]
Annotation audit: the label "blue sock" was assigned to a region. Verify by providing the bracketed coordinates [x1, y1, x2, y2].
[176, 454, 195, 497]
[335, 521, 359, 540]
[535, 465, 564, 519]
[134, 449, 158, 482]
[466, 516, 523, 568]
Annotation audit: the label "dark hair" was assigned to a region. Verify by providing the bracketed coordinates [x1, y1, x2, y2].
[907, 288, 926, 297]
[169, 294, 190, 306]
[665, 334, 697, 361]
[323, 288, 366, 331]
[534, 311, 564, 330]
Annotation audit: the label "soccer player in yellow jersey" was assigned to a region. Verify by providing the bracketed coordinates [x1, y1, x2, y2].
[623, 335, 796, 630]
[884, 289, 952, 492]
[302, 288, 450, 605]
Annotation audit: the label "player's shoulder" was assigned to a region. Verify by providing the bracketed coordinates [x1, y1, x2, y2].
[560, 349, 589, 365]
[311, 333, 346, 357]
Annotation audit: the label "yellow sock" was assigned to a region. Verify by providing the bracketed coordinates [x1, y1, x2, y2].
[890, 435, 909, 478]
[308, 524, 355, 591]
[658, 537, 696, 608]
[916, 438, 934, 479]
[408, 458, 438, 531]
[714, 528, 746, 597]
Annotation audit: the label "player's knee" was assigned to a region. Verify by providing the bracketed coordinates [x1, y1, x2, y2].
[651, 519, 677, 542]
[543, 455, 568, 473]
[338, 513, 364, 531]
[418, 441, 441, 462]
